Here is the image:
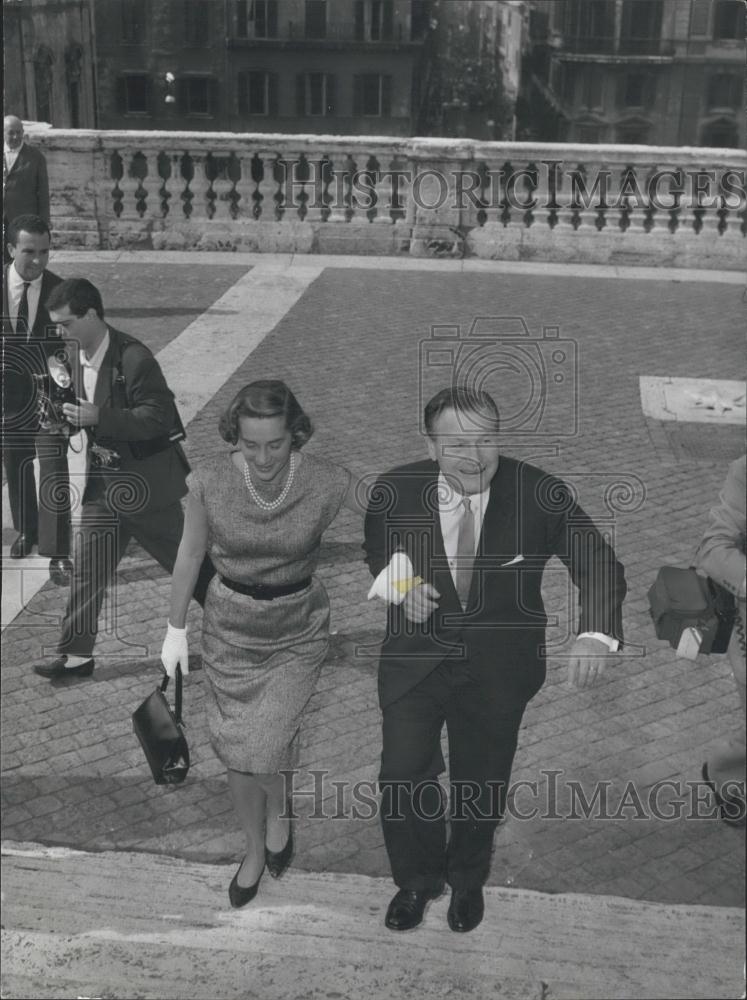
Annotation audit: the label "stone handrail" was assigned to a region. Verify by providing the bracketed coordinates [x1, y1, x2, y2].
[30, 128, 746, 269]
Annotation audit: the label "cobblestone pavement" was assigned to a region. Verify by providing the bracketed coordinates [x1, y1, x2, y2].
[2, 253, 744, 910]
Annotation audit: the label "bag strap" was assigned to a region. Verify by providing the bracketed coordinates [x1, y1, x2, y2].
[159, 666, 184, 725]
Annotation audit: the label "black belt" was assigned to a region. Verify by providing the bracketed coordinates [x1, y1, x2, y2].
[219, 575, 312, 600]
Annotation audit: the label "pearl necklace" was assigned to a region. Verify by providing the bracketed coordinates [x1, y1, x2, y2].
[243, 453, 297, 511]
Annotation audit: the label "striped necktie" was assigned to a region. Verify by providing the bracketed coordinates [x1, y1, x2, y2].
[455, 496, 475, 607]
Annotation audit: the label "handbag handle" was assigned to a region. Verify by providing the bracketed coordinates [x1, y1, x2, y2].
[159, 665, 183, 725]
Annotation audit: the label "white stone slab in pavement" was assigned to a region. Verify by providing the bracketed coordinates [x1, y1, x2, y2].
[640, 376, 747, 425]
[1, 262, 324, 630]
[1, 843, 745, 1000]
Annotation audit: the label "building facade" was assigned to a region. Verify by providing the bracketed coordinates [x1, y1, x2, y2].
[92, 0, 432, 135]
[522, 0, 745, 146]
[3, 0, 97, 128]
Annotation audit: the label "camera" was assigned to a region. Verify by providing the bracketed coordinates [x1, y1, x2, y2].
[33, 350, 78, 432]
[419, 317, 578, 437]
[90, 443, 122, 471]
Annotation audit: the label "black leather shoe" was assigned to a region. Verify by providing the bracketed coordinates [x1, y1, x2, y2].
[265, 820, 293, 878]
[10, 534, 37, 559]
[49, 557, 73, 586]
[447, 888, 485, 933]
[34, 655, 95, 680]
[384, 887, 442, 931]
[702, 762, 746, 827]
[228, 857, 264, 908]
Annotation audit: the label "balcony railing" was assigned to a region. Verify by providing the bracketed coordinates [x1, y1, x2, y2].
[560, 35, 677, 57]
[29, 128, 746, 270]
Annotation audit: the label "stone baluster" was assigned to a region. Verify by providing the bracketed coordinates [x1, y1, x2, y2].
[183, 149, 211, 222]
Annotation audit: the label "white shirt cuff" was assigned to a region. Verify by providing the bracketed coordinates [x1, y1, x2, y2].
[580, 631, 619, 652]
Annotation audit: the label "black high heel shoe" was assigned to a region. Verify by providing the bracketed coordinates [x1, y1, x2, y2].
[228, 857, 264, 908]
[265, 819, 293, 878]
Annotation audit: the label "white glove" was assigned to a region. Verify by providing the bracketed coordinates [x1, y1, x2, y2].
[161, 622, 189, 678]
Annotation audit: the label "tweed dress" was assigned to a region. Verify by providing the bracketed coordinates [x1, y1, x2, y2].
[187, 450, 350, 771]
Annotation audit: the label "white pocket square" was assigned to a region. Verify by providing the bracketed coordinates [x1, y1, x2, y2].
[501, 555, 524, 566]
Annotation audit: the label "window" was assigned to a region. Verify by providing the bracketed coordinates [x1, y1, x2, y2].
[690, 0, 711, 34]
[236, 0, 278, 38]
[185, 1, 210, 45]
[708, 73, 742, 108]
[620, 71, 656, 108]
[66, 46, 83, 128]
[355, 0, 394, 40]
[575, 123, 602, 142]
[34, 48, 54, 123]
[305, 0, 327, 38]
[121, 0, 146, 43]
[713, 0, 745, 39]
[620, 0, 663, 54]
[296, 73, 336, 116]
[581, 66, 604, 109]
[353, 73, 392, 116]
[701, 118, 738, 146]
[180, 76, 214, 115]
[118, 74, 150, 115]
[238, 70, 278, 115]
[616, 122, 650, 144]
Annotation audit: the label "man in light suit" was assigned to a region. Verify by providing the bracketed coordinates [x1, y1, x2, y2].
[2, 214, 71, 582]
[4, 117, 50, 248]
[32, 278, 214, 681]
[364, 387, 626, 933]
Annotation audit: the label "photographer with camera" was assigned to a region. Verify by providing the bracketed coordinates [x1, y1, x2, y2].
[32, 278, 214, 681]
[2, 214, 71, 584]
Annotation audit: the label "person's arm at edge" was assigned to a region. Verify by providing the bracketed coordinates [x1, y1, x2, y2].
[169, 494, 209, 628]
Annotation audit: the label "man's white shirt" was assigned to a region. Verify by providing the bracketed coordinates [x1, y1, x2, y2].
[4, 140, 23, 178]
[80, 330, 110, 402]
[7, 261, 43, 335]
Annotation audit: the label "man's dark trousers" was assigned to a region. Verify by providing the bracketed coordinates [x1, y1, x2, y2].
[57, 497, 213, 657]
[379, 654, 527, 892]
[4, 429, 70, 555]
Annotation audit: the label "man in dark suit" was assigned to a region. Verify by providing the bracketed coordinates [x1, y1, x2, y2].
[2, 214, 71, 582]
[32, 278, 214, 681]
[363, 387, 626, 933]
[3, 116, 50, 229]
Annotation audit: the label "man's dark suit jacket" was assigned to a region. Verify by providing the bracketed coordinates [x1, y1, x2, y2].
[72, 326, 190, 514]
[364, 458, 626, 710]
[2, 266, 62, 422]
[3, 143, 50, 226]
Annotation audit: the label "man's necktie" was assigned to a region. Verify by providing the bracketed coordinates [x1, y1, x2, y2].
[17, 282, 30, 340]
[455, 496, 475, 607]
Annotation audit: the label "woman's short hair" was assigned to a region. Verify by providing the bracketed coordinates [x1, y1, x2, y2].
[424, 386, 500, 436]
[219, 380, 314, 448]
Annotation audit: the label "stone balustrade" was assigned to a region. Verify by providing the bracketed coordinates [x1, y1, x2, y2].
[30, 127, 746, 269]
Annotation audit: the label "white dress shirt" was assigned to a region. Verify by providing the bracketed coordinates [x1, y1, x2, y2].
[6, 262, 43, 335]
[80, 330, 110, 402]
[4, 140, 23, 177]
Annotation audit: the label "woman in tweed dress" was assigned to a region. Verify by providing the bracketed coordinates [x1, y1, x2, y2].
[161, 380, 353, 906]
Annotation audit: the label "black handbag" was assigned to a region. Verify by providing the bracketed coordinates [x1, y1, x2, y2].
[132, 667, 190, 785]
[648, 566, 736, 657]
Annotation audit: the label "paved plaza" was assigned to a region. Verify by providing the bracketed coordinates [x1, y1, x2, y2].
[1, 252, 745, 943]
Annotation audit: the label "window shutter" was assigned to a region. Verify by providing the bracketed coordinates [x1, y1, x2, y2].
[326, 73, 336, 116]
[237, 71, 247, 114]
[354, 1, 364, 39]
[177, 77, 189, 112]
[116, 76, 127, 114]
[296, 73, 306, 116]
[690, 0, 711, 34]
[381, 75, 392, 116]
[209, 78, 219, 115]
[353, 75, 363, 116]
[268, 0, 279, 36]
[268, 72, 279, 116]
[646, 72, 656, 107]
[382, 0, 394, 39]
[145, 75, 154, 115]
[236, 0, 248, 37]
